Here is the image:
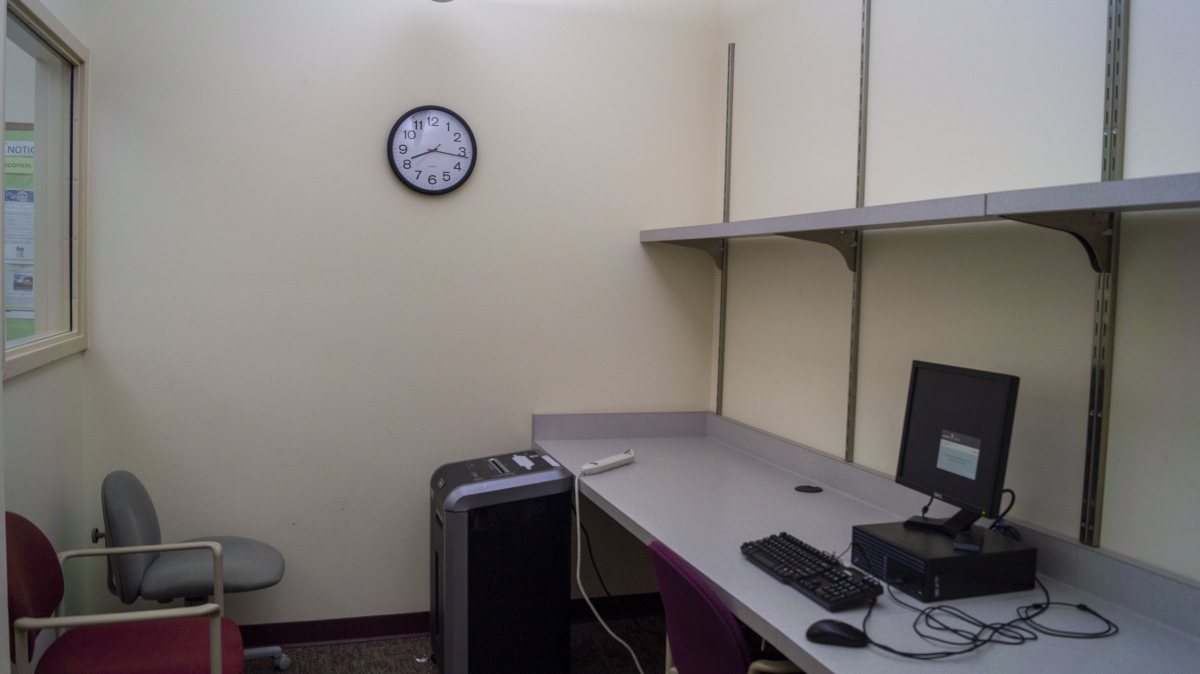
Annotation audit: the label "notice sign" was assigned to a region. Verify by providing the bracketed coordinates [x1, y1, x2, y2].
[4, 140, 33, 174]
[4, 189, 34, 317]
[4, 189, 33, 262]
[5, 128, 35, 323]
[936, 430, 981, 481]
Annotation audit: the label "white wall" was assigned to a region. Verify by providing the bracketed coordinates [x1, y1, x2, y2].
[721, 0, 862, 219]
[1123, 0, 1200, 179]
[723, 237, 853, 457]
[77, 0, 721, 623]
[1102, 211, 1200, 582]
[3, 355, 83, 550]
[864, 0, 1105, 203]
[719, 1, 861, 454]
[714, 0, 1200, 578]
[37, 0, 85, 44]
[1100, 1, 1200, 582]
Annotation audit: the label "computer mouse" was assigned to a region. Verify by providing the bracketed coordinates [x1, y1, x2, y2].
[805, 619, 869, 648]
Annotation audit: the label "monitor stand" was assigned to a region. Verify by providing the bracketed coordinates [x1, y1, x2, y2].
[904, 510, 986, 553]
[903, 508, 980, 537]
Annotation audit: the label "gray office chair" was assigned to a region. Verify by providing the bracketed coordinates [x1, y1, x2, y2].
[95, 470, 292, 670]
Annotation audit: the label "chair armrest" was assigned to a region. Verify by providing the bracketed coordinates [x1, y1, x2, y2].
[13, 603, 223, 674]
[58, 541, 225, 613]
[747, 659, 801, 674]
[15, 602, 219, 631]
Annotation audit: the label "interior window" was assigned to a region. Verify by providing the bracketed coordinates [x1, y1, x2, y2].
[4, 12, 73, 349]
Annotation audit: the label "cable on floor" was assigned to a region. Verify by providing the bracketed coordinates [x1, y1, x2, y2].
[575, 478, 647, 674]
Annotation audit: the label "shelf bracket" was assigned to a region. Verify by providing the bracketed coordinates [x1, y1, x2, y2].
[666, 239, 725, 271]
[779, 230, 859, 272]
[1001, 211, 1115, 273]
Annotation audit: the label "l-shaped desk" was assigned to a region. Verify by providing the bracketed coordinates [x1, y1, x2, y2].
[533, 412, 1200, 674]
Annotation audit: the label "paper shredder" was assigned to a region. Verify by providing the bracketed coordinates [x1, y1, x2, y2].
[430, 450, 573, 674]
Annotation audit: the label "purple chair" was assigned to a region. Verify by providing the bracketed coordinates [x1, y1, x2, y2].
[648, 541, 800, 674]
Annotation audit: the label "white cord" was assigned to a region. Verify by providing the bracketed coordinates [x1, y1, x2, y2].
[575, 477, 646, 674]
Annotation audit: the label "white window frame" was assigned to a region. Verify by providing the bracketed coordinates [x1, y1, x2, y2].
[1, 0, 87, 380]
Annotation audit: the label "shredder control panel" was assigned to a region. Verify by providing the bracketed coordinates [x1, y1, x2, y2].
[431, 450, 565, 511]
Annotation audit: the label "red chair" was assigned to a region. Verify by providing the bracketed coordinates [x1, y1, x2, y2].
[648, 541, 800, 674]
[6, 511, 243, 674]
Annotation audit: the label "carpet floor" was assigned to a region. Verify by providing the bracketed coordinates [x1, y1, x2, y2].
[244, 616, 667, 674]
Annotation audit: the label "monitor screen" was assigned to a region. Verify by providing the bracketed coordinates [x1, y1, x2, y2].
[895, 362, 1019, 519]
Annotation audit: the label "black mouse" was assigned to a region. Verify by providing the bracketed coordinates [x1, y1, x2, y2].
[806, 619, 868, 648]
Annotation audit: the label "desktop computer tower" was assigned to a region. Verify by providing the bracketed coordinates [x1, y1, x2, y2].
[430, 451, 573, 674]
[852, 522, 1036, 602]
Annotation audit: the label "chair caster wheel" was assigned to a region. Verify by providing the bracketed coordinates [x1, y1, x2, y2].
[273, 654, 292, 671]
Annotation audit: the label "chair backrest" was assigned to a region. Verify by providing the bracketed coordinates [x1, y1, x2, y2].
[101, 470, 163, 604]
[648, 541, 751, 674]
[6, 512, 65, 664]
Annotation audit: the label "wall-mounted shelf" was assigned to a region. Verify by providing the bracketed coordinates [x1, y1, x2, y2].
[641, 172, 1200, 273]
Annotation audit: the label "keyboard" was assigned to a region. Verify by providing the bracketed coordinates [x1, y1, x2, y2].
[741, 532, 882, 612]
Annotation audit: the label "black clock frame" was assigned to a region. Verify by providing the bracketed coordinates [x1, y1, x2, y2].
[387, 105, 477, 196]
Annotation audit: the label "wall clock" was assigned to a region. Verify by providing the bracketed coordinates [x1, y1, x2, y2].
[387, 105, 477, 195]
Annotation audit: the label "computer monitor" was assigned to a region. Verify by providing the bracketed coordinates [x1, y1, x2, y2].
[895, 361, 1020, 538]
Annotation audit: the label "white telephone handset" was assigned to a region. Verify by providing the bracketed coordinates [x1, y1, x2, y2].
[580, 449, 635, 476]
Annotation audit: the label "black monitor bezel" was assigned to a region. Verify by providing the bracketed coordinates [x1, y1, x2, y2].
[894, 361, 1020, 519]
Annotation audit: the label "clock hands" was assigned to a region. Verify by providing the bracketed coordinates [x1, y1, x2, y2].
[404, 145, 468, 171]
[410, 144, 441, 165]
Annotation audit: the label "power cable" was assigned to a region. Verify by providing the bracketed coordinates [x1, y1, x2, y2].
[575, 478, 647, 674]
[572, 499, 663, 636]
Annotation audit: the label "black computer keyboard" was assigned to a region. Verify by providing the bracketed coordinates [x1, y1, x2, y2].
[741, 532, 882, 612]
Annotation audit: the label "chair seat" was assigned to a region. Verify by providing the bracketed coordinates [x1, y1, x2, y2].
[36, 616, 243, 674]
[141, 536, 284, 600]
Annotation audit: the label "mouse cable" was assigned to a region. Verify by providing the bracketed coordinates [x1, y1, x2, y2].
[860, 578, 1118, 659]
[861, 597, 994, 660]
[570, 500, 663, 636]
[1015, 579, 1118, 639]
[895, 578, 1116, 643]
[575, 478, 646, 674]
[860, 587, 1032, 660]
[852, 541, 1022, 659]
[882, 583, 1039, 653]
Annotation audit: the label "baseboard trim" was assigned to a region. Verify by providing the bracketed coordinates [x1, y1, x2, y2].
[240, 612, 431, 649]
[240, 593, 663, 649]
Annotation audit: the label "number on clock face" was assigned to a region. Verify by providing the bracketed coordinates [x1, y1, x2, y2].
[387, 106, 477, 195]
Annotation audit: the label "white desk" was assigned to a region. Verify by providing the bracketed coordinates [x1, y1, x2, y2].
[535, 425, 1200, 674]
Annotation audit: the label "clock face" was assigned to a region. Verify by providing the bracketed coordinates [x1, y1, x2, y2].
[387, 106, 477, 195]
